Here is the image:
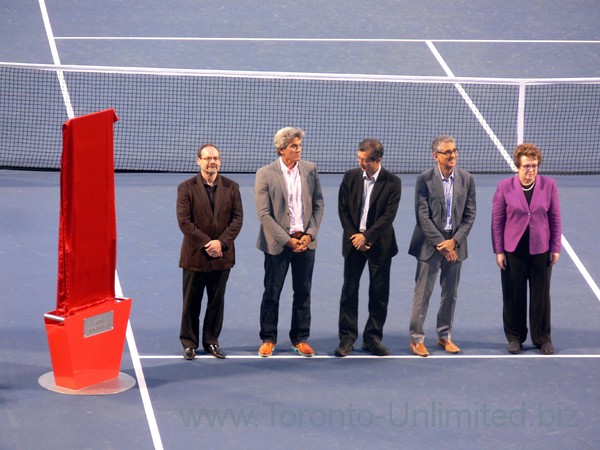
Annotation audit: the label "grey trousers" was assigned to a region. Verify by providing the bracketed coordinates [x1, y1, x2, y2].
[409, 251, 462, 343]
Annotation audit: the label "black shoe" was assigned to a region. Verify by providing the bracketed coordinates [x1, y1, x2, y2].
[183, 348, 196, 360]
[539, 342, 554, 355]
[361, 341, 390, 356]
[507, 341, 522, 354]
[334, 341, 354, 357]
[205, 344, 227, 359]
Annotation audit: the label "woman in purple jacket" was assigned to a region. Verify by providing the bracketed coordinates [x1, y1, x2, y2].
[492, 143, 562, 355]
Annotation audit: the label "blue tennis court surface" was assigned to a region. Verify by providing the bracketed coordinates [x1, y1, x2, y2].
[2, 1, 600, 77]
[3, 170, 600, 449]
[1, 1, 600, 449]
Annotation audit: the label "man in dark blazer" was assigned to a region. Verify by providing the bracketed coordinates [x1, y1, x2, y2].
[335, 138, 402, 357]
[177, 143, 243, 360]
[408, 135, 476, 357]
[255, 127, 324, 357]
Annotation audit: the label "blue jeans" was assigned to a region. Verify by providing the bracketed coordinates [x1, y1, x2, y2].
[259, 247, 315, 345]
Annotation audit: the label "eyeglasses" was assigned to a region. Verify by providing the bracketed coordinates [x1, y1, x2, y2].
[436, 148, 459, 157]
[521, 164, 538, 172]
[357, 157, 377, 163]
[200, 156, 221, 162]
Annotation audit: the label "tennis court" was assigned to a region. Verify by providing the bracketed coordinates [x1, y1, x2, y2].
[1, 1, 600, 449]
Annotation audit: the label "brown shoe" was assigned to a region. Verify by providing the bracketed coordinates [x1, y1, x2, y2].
[258, 341, 275, 357]
[410, 342, 429, 357]
[292, 342, 315, 357]
[437, 338, 461, 354]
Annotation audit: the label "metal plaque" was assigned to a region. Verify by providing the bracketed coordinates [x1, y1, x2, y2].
[83, 311, 114, 338]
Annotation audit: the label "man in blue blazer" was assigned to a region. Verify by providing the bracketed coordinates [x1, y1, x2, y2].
[408, 135, 476, 357]
[335, 138, 402, 357]
[255, 127, 324, 357]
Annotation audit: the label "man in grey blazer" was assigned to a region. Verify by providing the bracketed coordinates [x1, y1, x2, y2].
[255, 127, 324, 357]
[408, 135, 476, 357]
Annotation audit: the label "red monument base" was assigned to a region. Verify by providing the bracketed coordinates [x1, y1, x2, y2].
[44, 298, 132, 390]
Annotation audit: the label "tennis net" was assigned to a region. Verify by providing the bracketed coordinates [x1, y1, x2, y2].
[1, 62, 599, 174]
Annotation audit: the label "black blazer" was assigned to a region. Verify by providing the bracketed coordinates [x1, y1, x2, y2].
[177, 173, 243, 271]
[338, 167, 402, 261]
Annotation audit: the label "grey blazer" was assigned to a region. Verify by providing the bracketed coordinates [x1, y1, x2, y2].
[255, 159, 325, 255]
[408, 165, 476, 262]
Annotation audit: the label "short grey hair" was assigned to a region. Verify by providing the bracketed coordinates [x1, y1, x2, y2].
[431, 135, 456, 152]
[274, 127, 305, 153]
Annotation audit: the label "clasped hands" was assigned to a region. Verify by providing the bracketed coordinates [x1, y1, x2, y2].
[204, 239, 223, 258]
[350, 233, 371, 252]
[437, 239, 458, 262]
[287, 234, 312, 253]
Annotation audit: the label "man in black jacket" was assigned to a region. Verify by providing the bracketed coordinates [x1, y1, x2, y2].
[335, 138, 402, 357]
[176, 143, 243, 360]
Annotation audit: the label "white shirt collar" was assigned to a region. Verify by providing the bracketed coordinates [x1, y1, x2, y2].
[362, 167, 381, 182]
[279, 157, 298, 173]
[437, 165, 454, 180]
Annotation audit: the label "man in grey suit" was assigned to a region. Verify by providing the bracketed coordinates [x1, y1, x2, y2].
[255, 127, 324, 357]
[408, 135, 476, 357]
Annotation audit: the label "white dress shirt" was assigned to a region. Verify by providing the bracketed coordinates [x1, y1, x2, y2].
[359, 167, 380, 232]
[280, 157, 304, 234]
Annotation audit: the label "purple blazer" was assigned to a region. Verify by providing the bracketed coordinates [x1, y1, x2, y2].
[491, 174, 562, 255]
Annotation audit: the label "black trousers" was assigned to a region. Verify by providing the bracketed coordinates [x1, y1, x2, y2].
[338, 249, 392, 344]
[180, 269, 230, 350]
[259, 247, 315, 345]
[501, 250, 552, 347]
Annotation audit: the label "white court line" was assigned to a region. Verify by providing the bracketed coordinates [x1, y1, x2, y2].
[39, 2, 163, 448]
[426, 40, 517, 171]
[115, 273, 164, 450]
[426, 40, 600, 305]
[53, 36, 600, 44]
[138, 354, 600, 360]
[38, 0, 74, 119]
[561, 235, 600, 301]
